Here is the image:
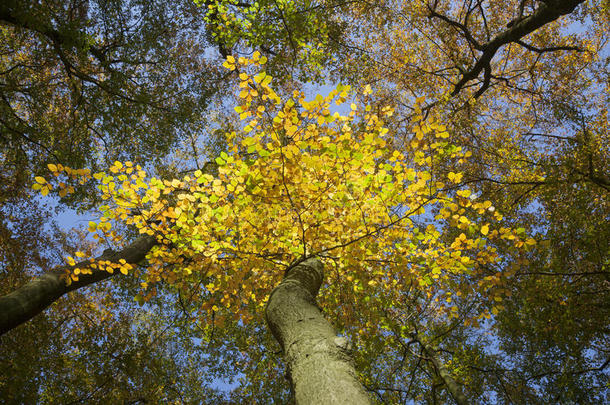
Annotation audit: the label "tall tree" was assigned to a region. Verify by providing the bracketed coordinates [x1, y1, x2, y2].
[4, 58, 538, 401]
[2, 0, 608, 403]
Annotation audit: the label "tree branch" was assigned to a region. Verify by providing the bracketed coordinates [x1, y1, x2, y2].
[0, 235, 157, 336]
[413, 334, 468, 405]
[445, 0, 585, 97]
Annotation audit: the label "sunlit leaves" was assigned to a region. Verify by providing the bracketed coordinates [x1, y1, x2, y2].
[33, 164, 93, 199]
[32, 176, 51, 196]
[448, 171, 463, 183]
[11, 2, 609, 401]
[32, 59, 533, 351]
[222, 55, 236, 70]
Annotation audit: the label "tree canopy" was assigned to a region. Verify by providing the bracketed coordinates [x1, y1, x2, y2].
[1, 0, 608, 403]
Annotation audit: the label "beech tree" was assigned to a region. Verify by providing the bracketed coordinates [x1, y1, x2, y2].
[1, 56, 542, 402]
[2, 0, 608, 403]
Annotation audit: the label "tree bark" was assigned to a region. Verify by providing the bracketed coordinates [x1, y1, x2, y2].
[0, 235, 156, 336]
[416, 334, 468, 405]
[440, 0, 586, 97]
[265, 258, 371, 404]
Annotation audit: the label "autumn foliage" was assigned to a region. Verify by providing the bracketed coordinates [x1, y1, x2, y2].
[2, 0, 609, 403]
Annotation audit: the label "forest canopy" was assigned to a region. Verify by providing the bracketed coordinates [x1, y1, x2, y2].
[1, 0, 608, 403]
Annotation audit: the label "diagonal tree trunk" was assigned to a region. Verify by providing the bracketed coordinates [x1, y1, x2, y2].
[0, 235, 156, 336]
[415, 334, 468, 405]
[265, 257, 371, 404]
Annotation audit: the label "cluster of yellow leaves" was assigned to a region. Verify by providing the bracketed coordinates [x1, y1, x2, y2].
[222, 51, 268, 71]
[32, 163, 92, 197]
[32, 176, 52, 196]
[34, 56, 536, 335]
[61, 255, 134, 285]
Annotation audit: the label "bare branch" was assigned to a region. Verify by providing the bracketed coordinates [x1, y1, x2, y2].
[448, 0, 585, 97]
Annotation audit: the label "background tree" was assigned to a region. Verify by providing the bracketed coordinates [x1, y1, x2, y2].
[0, 0, 229, 191]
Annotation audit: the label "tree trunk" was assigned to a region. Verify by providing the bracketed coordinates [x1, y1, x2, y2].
[265, 258, 371, 404]
[416, 334, 468, 405]
[0, 235, 156, 335]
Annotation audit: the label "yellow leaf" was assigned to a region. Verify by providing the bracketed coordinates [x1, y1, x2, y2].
[457, 189, 471, 198]
[481, 224, 489, 235]
[40, 186, 49, 196]
[448, 172, 463, 183]
[47, 163, 58, 172]
[35, 176, 46, 184]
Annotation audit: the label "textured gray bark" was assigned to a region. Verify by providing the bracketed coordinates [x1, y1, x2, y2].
[265, 258, 371, 404]
[0, 235, 156, 336]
